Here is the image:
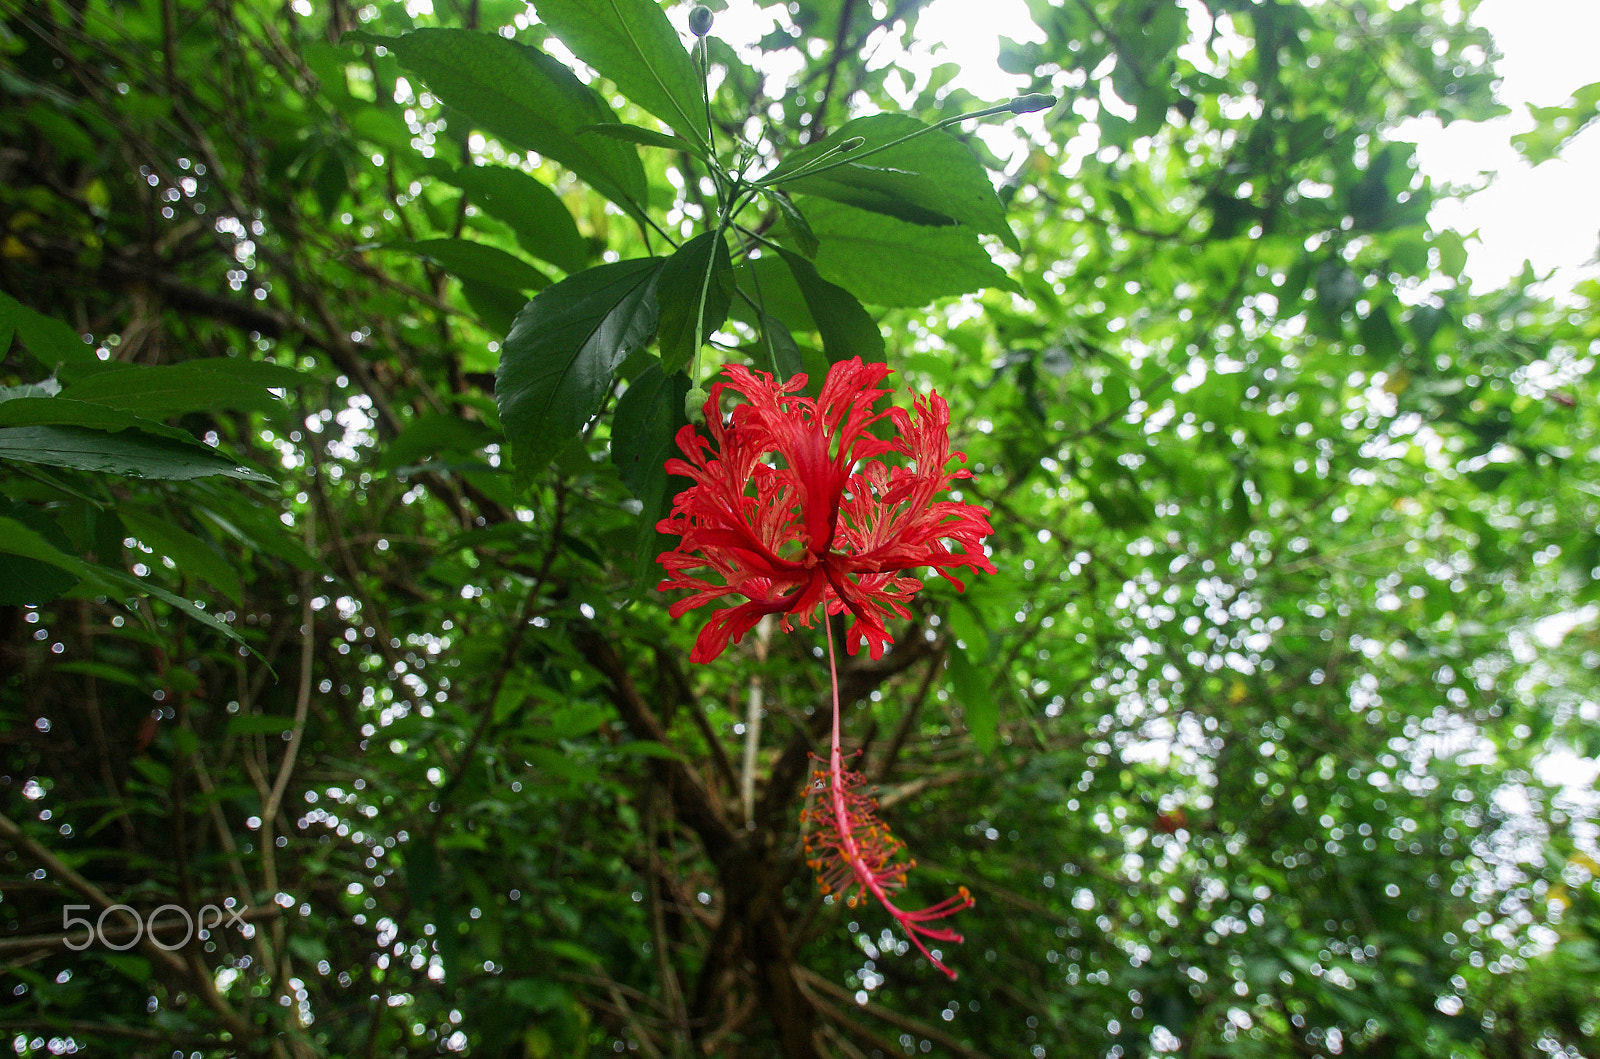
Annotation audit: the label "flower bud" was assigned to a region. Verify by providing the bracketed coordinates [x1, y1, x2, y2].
[685, 385, 710, 426]
[688, 5, 714, 37]
[1008, 93, 1056, 115]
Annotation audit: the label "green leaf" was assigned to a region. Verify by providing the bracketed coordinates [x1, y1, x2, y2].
[120, 508, 245, 604]
[0, 381, 58, 402]
[609, 363, 691, 588]
[0, 425, 272, 482]
[0, 515, 94, 579]
[287, 935, 330, 965]
[0, 516, 253, 651]
[547, 702, 609, 739]
[1358, 304, 1401, 358]
[1434, 229, 1468, 281]
[314, 147, 348, 218]
[103, 565, 252, 651]
[753, 311, 805, 380]
[535, 939, 605, 966]
[766, 190, 819, 259]
[799, 198, 1014, 307]
[1512, 80, 1600, 164]
[655, 231, 733, 375]
[0, 297, 15, 358]
[766, 114, 1017, 250]
[380, 413, 499, 471]
[383, 238, 550, 293]
[372, 28, 648, 213]
[0, 291, 106, 379]
[610, 364, 689, 504]
[728, 255, 815, 332]
[460, 278, 528, 335]
[58, 359, 309, 417]
[532, 0, 709, 152]
[226, 714, 299, 736]
[948, 644, 997, 752]
[496, 258, 664, 475]
[0, 397, 203, 442]
[0, 502, 79, 605]
[190, 489, 322, 574]
[777, 248, 885, 364]
[442, 164, 589, 274]
[580, 122, 694, 152]
[407, 835, 441, 906]
[506, 979, 568, 1012]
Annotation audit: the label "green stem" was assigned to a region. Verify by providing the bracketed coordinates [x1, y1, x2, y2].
[689, 187, 755, 383]
[732, 230, 784, 377]
[699, 34, 716, 166]
[754, 100, 1026, 189]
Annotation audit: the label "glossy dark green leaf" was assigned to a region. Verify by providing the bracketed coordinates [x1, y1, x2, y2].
[610, 364, 691, 589]
[776, 248, 884, 364]
[0, 397, 205, 440]
[655, 231, 732, 375]
[0, 516, 252, 650]
[496, 258, 664, 475]
[120, 508, 245, 604]
[372, 28, 648, 213]
[444, 164, 589, 274]
[0, 290, 106, 379]
[799, 198, 1013, 307]
[0, 425, 272, 482]
[58, 360, 309, 417]
[384, 238, 551, 293]
[766, 189, 819, 258]
[532, 0, 709, 152]
[0, 503, 78, 605]
[610, 363, 689, 506]
[580, 122, 695, 152]
[765, 113, 1017, 250]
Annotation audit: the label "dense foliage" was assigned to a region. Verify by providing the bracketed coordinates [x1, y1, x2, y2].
[2, 0, 1597, 1056]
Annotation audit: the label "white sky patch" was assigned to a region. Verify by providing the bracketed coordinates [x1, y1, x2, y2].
[912, 0, 1041, 100]
[695, 0, 1596, 298]
[1398, 0, 1600, 296]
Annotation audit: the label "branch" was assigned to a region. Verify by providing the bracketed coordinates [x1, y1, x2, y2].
[794, 967, 1000, 1059]
[872, 641, 946, 783]
[572, 626, 737, 862]
[803, 0, 859, 143]
[755, 629, 939, 831]
[0, 811, 255, 1041]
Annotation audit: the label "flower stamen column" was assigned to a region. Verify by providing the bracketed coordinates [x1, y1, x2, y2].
[802, 610, 973, 979]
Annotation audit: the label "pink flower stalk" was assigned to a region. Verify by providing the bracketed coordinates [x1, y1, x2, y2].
[656, 357, 993, 979]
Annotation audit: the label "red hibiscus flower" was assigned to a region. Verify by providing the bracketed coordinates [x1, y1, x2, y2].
[655, 357, 995, 664]
[656, 357, 992, 979]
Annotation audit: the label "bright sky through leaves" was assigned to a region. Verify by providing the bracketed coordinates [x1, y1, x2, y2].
[701, 0, 1599, 294]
